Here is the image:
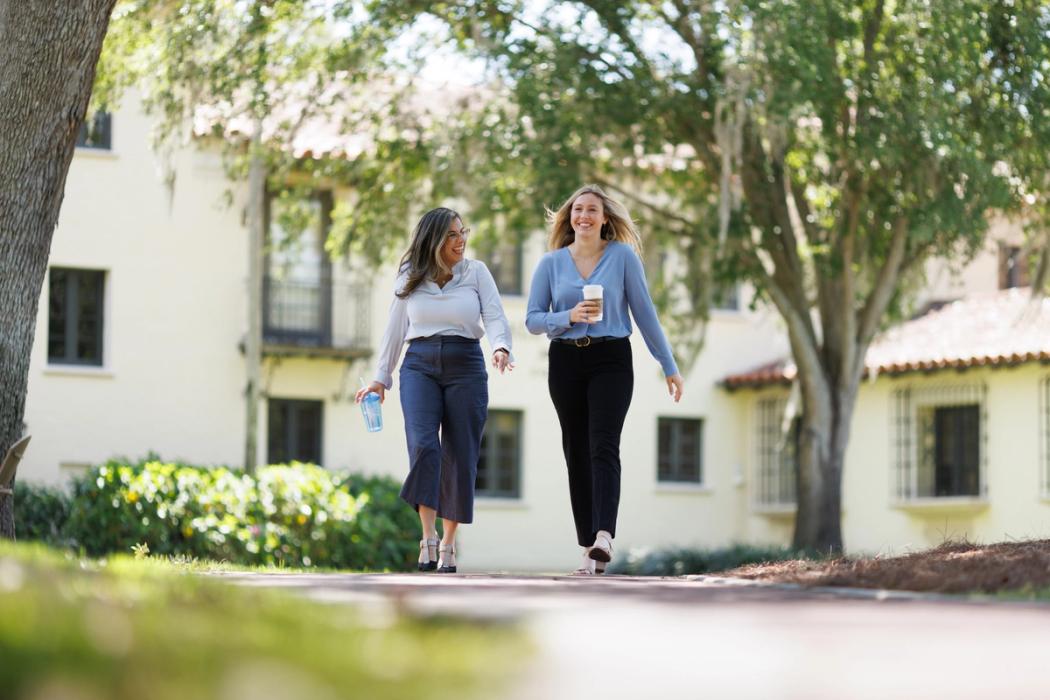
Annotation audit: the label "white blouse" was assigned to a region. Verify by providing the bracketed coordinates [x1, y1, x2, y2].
[373, 259, 514, 389]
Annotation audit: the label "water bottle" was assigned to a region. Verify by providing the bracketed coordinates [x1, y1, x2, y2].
[360, 391, 383, 432]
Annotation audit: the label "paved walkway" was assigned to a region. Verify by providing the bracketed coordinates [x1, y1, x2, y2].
[214, 571, 1050, 699]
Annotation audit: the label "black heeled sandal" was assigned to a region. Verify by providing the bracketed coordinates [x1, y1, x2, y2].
[437, 543, 457, 573]
[418, 537, 438, 572]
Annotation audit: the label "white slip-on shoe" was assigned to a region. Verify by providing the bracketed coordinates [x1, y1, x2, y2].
[588, 532, 613, 563]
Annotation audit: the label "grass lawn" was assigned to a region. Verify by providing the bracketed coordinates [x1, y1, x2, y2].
[0, 542, 528, 700]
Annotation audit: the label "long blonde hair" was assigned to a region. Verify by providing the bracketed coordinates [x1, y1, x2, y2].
[396, 207, 461, 299]
[546, 184, 642, 253]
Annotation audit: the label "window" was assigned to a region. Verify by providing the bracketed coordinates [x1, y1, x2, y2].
[924, 405, 980, 497]
[76, 111, 112, 150]
[712, 284, 740, 311]
[476, 409, 522, 498]
[263, 191, 333, 346]
[475, 239, 523, 296]
[657, 417, 703, 483]
[893, 384, 987, 500]
[268, 399, 323, 465]
[754, 396, 799, 506]
[48, 267, 104, 366]
[998, 244, 1030, 289]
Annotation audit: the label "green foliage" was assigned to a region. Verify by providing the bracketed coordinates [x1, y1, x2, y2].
[608, 543, 821, 577]
[94, 0, 446, 268]
[12, 481, 72, 547]
[34, 459, 419, 571]
[0, 541, 525, 700]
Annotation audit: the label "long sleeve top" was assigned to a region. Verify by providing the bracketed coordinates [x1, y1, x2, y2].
[525, 241, 679, 377]
[373, 259, 514, 389]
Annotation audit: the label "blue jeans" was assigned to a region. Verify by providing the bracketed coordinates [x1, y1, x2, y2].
[398, 335, 488, 523]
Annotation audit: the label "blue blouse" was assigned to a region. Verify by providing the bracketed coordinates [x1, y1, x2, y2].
[525, 241, 679, 377]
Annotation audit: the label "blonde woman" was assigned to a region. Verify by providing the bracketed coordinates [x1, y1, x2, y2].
[525, 185, 683, 575]
[357, 207, 513, 573]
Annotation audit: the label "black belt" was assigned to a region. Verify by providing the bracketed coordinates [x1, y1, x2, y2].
[552, 336, 619, 348]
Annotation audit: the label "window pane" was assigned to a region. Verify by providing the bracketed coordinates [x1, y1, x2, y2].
[48, 269, 68, 360]
[76, 273, 102, 362]
[934, 405, 980, 497]
[476, 410, 522, 497]
[268, 399, 323, 466]
[76, 112, 112, 150]
[48, 268, 103, 365]
[476, 239, 523, 295]
[657, 417, 702, 483]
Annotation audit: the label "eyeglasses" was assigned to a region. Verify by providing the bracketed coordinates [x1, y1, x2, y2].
[446, 228, 471, 241]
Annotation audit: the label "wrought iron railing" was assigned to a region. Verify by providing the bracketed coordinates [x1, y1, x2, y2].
[262, 275, 370, 353]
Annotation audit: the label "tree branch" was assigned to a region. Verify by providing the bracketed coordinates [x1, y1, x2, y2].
[856, 214, 908, 352]
[590, 175, 699, 231]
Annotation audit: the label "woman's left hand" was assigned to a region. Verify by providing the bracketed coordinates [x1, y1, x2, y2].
[666, 373, 684, 402]
[492, 349, 514, 374]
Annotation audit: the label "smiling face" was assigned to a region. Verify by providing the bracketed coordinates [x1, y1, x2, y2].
[570, 193, 606, 240]
[439, 217, 468, 267]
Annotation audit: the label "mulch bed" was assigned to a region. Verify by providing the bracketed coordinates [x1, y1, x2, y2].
[718, 540, 1050, 594]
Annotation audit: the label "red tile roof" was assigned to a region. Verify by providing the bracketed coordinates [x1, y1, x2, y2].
[723, 288, 1050, 389]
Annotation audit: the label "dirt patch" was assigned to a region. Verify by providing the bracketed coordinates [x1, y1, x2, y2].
[717, 540, 1050, 594]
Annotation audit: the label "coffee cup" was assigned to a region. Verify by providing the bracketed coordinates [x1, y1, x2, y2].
[583, 284, 603, 322]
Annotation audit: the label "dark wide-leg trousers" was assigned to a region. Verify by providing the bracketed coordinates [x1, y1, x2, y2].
[399, 336, 488, 524]
[548, 338, 634, 547]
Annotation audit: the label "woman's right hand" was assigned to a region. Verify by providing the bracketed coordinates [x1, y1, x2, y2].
[569, 299, 601, 324]
[354, 381, 386, 404]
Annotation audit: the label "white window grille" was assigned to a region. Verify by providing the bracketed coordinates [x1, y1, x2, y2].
[754, 395, 798, 507]
[891, 383, 988, 501]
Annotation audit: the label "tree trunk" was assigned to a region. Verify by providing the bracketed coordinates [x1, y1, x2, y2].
[0, 1, 117, 539]
[791, 377, 859, 553]
[244, 121, 265, 475]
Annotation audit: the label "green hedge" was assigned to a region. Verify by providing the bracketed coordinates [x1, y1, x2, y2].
[607, 543, 819, 576]
[12, 481, 72, 547]
[15, 460, 419, 571]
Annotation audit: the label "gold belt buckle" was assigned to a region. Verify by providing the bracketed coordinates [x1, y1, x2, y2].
[574, 337, 591, 347]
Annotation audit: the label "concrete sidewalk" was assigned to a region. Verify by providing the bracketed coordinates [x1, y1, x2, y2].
[214, 572, 1050, 699]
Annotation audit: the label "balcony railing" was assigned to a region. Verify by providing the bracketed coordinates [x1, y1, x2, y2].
[262, 275, 371, 358]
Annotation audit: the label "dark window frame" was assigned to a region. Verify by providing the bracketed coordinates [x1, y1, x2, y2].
[657, 417, 704, 484]
[998, 243, 1030, 290]
[930, 404, 981, 497]
[48, 267, 105, 367]
[475, 237, 524, 296]
[262, 189, 334, 346]
[76, 112, 113, 150]
[712, 283, 741, 311]
[267, 398, 324, 466]
[476, 409, 523, 498]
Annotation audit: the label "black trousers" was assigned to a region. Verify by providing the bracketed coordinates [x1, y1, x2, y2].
[548, 337, 634, 547]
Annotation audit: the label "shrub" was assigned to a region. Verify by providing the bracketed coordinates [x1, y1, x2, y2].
[50, 459, 418, 571]
[608, 543, 820, 576]
[12, 481, 72, 546]
[342, 473, 419, 570]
